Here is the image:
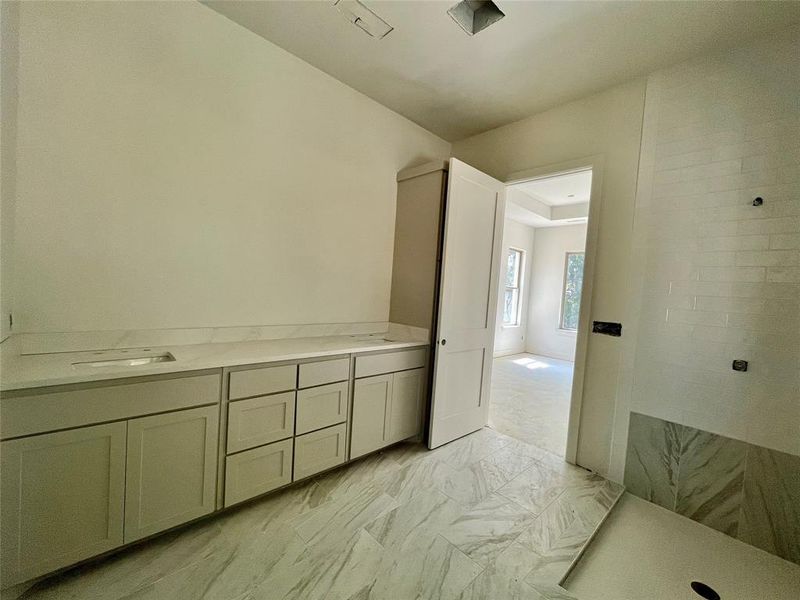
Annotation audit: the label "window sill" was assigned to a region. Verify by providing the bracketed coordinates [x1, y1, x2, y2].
[502, 324, 521, 329]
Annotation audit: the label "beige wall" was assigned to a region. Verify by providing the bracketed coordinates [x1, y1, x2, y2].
[453, 79, 647, 476]
[609, 27, 800, 480]
[9, 1, 449, 333]
[0, 1, 19, 341]
[526, 224, 587, 362]
[493, 219, 535, 357]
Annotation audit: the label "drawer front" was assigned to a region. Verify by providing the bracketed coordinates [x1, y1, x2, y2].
[224, 439, 293, 507]
[298, 358, 350, 389]
[296, 382, 349, 435]
[293, 423, 347, 480]
[227, 392, 295, 453]
[228, 365, 296, 401]
[1, 373, 221, 440]
[354, 348, 427, 379]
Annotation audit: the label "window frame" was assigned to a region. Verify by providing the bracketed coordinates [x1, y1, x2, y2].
[559, 251, 584, 332]
[502, 247, 525, 328]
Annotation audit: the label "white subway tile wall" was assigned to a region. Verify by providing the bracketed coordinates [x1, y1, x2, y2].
[611, 29, 800, 480]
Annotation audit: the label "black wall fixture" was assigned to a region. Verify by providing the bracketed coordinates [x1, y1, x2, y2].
[592, 321, 622, 337]
[752, 196, 764, 206]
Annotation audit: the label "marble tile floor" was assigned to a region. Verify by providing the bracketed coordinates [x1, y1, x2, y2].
[489, 354, 573, 457]
[16, 427, 622, 600]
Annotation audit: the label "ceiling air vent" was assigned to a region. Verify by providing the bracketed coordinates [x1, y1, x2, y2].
[448, 0, 505, 36]
[333, 0, 393, 39]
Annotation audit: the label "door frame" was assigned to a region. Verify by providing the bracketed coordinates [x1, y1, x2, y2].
[504, 155, 605, 466]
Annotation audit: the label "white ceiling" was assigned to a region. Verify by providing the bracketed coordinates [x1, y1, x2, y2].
[203, 1, 800, 141]
[505, 198, 588, 229]
[507, 170, 591, 228]
[515, 170, 592, 206]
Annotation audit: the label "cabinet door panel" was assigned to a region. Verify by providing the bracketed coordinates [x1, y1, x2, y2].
[224, 439, 292, 507]
[296, 382, 348, 435]
[227, 392, 294, 453]
[350, 374, 392, 460]
[293, 423, 347, 480]
[125, 406, 218, 542]
[0, 422, 126, 585]
[389, 368, 425, 444]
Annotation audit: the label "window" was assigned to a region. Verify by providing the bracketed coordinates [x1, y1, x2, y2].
[560, 252, 584, 330]
[503, 248, 524, 326]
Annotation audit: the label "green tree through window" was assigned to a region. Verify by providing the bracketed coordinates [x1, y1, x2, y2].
[503, 248, 523, 326]
[560, 252, 584, 330]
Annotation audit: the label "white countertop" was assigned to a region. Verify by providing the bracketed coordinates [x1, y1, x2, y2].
[0, 334, 428, 392]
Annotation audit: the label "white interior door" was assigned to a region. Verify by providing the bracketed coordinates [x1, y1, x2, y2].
[428, 158, 505, 449]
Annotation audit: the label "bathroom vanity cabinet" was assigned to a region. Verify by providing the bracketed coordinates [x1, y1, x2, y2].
[0, 344, 427, 586]
[0, 371, 221, 584]
[220, 357, 351, 508]
[350, 348, 427, 459]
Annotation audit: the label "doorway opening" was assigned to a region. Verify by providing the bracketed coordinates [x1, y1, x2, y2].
[489, 167, 594, 459]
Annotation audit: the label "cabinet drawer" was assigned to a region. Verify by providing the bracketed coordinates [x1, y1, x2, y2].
[298, 358, 350, 389]
[227, 392, 295, 454]
[293, 423, 347, 480]
[354, 348, 427, 379]
[1, 373, 221, 440]
[228, 365, 296, 400]
[224, 439, 293, 507]
[296, 382, 348, 435]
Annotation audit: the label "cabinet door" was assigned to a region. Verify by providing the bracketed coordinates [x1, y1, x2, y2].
[125, 406, 218, 542]
[389, 368, 425, 444]
[1, 422, 126, 585]
[350, 374, 392, 460]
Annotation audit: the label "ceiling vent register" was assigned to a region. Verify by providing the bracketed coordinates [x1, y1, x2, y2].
[333, 0, 393, 39]
[448, 1, 506, 36]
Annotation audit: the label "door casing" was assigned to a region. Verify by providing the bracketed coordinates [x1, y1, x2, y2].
[504, 155, 605, 466]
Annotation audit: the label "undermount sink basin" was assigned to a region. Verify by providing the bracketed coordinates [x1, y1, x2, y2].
[72, 352, 176, 368]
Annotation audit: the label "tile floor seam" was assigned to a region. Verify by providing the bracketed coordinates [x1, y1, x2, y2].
[435, 533, 488, 595]
[434, 481, 479, 510]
